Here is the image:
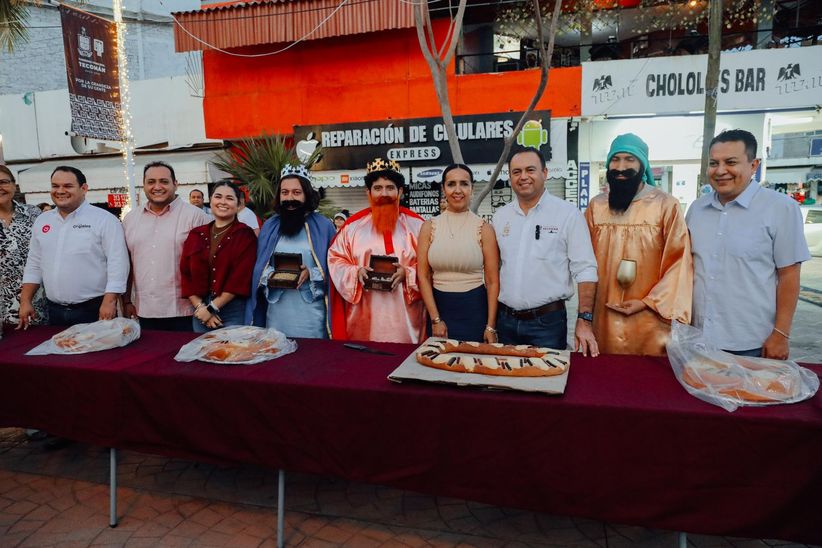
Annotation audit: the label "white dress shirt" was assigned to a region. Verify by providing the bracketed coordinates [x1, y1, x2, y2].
[237, 207, 260, 230]
[23, 201, 129, 305]
[687, 181, 810, 350]
[493, 190, 598, 310]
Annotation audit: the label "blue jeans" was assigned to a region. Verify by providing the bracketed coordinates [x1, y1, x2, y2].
[496, 308, 567, 349]
[193, 297, 247, 333]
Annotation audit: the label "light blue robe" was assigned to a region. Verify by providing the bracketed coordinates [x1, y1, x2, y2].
[261, 229, 327, 339]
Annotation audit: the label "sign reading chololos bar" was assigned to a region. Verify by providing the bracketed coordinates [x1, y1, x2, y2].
[582, 45, 822, 116]
[294, 111, 552, 171]
[60, 4, 123, 141]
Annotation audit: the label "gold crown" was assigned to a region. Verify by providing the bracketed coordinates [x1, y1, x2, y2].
[366, 158, 401, 174]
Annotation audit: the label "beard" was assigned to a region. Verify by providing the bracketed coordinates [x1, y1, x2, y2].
[368, 194, 400, 234]
[607, 168, 644, 213]
[279, 200, 307, 236]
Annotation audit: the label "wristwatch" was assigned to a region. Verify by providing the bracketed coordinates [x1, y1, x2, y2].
[577, 311, 594, 322]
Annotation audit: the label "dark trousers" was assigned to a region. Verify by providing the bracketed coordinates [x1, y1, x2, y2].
[47, 296, 103, 327]
[725, 348, 762, 357]
[497, 308, 567, 349]
[138, 316, 193, 332]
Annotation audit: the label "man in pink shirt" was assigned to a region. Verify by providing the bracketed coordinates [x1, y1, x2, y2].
[122, 161, 210, 330]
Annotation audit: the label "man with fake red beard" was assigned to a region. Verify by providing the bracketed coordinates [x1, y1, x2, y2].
[584, 133, 693, 356]
[328, 158, 426, 343]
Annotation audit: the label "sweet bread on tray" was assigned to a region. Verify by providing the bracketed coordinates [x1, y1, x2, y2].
[681, 355, 803, 403]
[415, 339, 569, 377]
[51, 318, 139, 353]
[198, 327, 281, 363]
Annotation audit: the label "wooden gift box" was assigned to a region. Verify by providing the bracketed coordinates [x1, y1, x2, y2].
[267, 252, 302, 289]
[365, 255, 397, 291]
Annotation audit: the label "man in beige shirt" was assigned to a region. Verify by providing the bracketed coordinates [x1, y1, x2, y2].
[122, 161, 210, 331]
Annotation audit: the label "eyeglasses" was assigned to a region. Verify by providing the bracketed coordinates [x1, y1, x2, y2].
[0, 179, 15, 187]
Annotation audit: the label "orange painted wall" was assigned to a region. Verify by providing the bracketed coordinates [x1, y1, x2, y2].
[202, 23, 581, 139]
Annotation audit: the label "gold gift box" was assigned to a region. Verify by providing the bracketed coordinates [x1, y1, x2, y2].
[267, 252, 302, 289]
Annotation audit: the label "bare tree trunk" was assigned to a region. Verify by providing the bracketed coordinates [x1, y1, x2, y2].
[470, 0, 561, 213]
[699, 0, 723, 194]
[413, 0, 467, 165]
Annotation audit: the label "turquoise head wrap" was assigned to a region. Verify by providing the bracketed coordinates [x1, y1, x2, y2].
[606, 133, 656, 187]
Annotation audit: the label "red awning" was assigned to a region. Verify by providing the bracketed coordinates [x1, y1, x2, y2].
[173, 0, 414, 53]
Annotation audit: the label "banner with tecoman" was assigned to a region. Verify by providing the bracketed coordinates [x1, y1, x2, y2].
[60, 4, 123, 141]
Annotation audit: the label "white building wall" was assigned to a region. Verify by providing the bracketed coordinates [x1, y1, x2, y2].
[0, 77, 218, 163]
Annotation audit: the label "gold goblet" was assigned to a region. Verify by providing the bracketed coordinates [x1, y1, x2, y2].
[616, 259, 637, 304]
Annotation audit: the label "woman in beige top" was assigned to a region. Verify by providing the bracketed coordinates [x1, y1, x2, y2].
[417, 164, 500, 343]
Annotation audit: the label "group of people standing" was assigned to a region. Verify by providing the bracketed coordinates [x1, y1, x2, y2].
[0, 128, 810, 360]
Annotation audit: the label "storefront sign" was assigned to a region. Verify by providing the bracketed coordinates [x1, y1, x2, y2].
[295, 111, 551, 171]
[582, 45, 822, 116]
[564, 122, 580, 206]
[406, 180, 441, 219]
[60, 5, 122, 141]
[578, 162, 590, 210]
[107, 193, 128, 208]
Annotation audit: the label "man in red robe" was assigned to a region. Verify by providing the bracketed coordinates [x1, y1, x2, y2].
[328, 158, 426, 343]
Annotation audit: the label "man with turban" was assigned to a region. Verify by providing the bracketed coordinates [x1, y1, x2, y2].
[584, 133, 693, 356]
[328, 158, 426, 343]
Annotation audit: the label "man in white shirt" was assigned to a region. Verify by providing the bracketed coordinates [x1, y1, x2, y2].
[236, 191, 260, 236]
[19, 166, 129, 327]
[492, 147, 599, 355]
[123, 162, 210, 331]
[687, 129, 810, 359]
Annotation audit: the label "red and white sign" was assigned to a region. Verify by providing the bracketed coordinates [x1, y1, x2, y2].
[107, 193, 128, 208]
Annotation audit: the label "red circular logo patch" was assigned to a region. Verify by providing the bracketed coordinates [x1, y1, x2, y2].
[42, 225, 51, 233]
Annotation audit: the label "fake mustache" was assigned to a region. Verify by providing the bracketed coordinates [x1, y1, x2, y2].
[607, 168, 640, 181]
[281, 199, 304, 210]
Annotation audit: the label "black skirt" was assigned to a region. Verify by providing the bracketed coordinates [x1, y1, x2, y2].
[431, 285, 488, 343]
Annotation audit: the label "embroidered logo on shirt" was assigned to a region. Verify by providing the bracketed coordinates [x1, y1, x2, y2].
[73, 224, 92, 229]
[42, 225, 51, 233]
[541, 225, 559, 234]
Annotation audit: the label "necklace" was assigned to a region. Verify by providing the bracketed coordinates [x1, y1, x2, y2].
[211, 223, 231, 239]
[444, 209, 470, 239]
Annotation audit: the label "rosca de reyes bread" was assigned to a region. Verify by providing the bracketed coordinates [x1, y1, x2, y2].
[199, 327, 280, 363]
[681, 355, 801, 402]
[53, 319, 137, 353]
[415, 339, 569, 377]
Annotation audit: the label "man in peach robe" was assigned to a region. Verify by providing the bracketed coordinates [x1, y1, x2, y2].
[328, 159, 426, 344]
[585, 134, 693, 356]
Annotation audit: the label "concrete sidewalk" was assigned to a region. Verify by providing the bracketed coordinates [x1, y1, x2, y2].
[0, 429, 816, 547]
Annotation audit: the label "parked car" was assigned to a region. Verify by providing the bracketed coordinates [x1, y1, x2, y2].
[801, 206, 822, 257]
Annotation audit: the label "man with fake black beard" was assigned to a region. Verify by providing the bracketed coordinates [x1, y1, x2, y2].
[584, 133, 693, 356]
[245, 164, 335, 338]
[328, 158, 426, 343]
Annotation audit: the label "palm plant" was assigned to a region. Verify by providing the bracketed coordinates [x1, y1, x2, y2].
[212, 134, 321, 219]
[0, 0, 29, 53]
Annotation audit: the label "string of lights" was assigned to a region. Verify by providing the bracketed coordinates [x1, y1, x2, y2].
[112, 0, 137, 217]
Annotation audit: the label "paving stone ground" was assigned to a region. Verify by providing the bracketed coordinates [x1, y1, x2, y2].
[1, 261, 819, 547]
[0, 429, 817, 548]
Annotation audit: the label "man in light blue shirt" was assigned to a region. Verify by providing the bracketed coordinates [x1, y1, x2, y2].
[686, 130, 810, 359]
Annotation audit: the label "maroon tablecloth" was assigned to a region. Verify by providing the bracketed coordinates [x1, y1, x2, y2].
[1, 327, 820, 543]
